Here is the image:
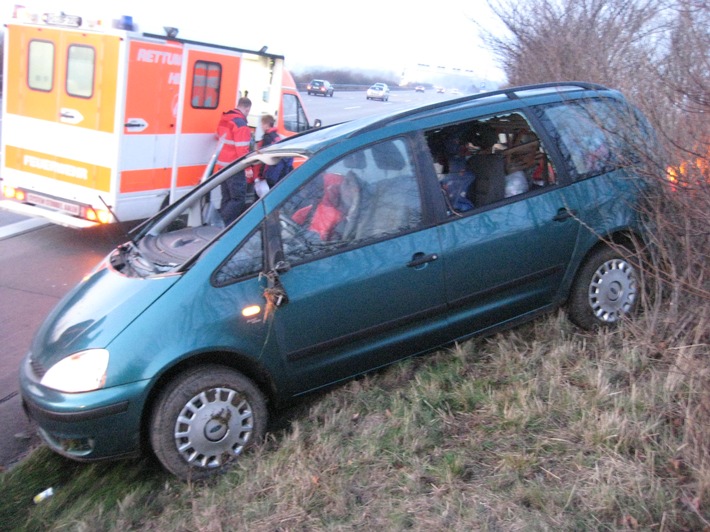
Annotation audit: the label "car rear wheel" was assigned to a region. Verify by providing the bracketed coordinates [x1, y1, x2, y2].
[149, 365, 267, 481]
[568, 245, 639, 330]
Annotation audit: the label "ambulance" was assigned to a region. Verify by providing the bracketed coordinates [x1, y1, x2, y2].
[0, 8, 317, 228]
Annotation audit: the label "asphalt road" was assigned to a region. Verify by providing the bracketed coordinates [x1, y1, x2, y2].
[0, 88, 457, 470]
[0, 215, 135, 470]
[303, 86, 452, 126]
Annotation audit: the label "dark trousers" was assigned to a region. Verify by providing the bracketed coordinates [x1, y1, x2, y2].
[220, 170, 247, 225]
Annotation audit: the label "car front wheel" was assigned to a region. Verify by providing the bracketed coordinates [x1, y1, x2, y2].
[149, 365, 267, 481]
[568, 245, 639, 330]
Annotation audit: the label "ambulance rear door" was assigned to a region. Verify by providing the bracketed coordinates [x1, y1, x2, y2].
[2, 21, 121, 226]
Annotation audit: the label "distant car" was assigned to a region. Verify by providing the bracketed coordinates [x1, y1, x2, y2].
[450, 88, 461, 95]
[436, 86, 445, 94]
[306, 79, 334, 97]
[415, 86, 425, 93]
[367, 83, 390, 101]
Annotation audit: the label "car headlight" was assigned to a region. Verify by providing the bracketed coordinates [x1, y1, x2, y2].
[40, 349, 109, 393]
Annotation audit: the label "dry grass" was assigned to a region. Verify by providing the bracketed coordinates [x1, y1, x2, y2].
[5, 90, 709, 532]
[8, 303, 706, 530]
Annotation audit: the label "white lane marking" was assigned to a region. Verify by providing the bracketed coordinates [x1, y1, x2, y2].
[0, 218, 49, 240]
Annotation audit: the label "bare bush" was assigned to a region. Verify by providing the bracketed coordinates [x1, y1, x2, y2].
[484, 0, 710, 516]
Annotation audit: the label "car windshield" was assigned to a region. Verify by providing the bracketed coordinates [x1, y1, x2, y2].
[111, 151, 305, 278]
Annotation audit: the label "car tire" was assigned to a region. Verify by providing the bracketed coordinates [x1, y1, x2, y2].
[149, 365, 267, 481]
[567, 245, 639, 330]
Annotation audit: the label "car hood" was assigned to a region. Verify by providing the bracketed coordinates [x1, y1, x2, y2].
[29, 258, 180, 368]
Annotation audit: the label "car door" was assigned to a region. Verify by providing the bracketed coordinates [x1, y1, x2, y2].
[267, 138, 448, 395]
[428, 111, 581, 339]
[440, 188, 580, 339]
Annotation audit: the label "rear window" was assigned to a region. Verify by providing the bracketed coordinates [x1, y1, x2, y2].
[535, 98, 644, 181]
[27, 40, 54, 92]
[66, 45, 95, 98]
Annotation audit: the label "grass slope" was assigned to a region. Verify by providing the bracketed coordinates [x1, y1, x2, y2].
[3, 311, 708, 531]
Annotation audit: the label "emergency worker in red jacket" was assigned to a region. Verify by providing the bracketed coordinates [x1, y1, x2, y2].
[216, 97, 252, 224]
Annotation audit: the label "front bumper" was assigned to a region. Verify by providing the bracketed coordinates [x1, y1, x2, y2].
[20, 357, 152, 461]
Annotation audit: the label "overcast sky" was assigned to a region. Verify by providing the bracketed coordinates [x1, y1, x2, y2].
[2, 0, 508, 82]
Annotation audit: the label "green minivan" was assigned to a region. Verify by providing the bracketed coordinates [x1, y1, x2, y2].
[20, 82, 658, 480]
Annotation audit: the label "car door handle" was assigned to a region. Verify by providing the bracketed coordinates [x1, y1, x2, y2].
[552, 208, 577, 222]
[407, 252, 438, 268]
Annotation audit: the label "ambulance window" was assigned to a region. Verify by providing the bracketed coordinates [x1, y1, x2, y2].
[28, 40, 54, 92]
[191, 61, 222, 109]
[66, 45, 95, 98]
[282, 93, 309, 133]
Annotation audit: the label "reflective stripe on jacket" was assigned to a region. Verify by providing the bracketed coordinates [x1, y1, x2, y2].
[216, 109, 251, 167]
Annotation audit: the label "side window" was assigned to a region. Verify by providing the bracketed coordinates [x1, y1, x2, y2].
[535, 99, 635, 181]
[191, 61, 221, 109]
[66, 45, 95, 98]
[426, 112, 558, 214]
[28, 40, 54, 92]
[281, 93, 309, 133]
[213, 228, 263, 286]
[278, 138, 423, 264]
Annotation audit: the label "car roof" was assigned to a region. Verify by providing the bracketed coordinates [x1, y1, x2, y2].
[273, 81, 621, 156]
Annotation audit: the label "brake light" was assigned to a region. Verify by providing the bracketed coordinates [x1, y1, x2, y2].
[84, 207, 112, 224]
[2, 185, 25, 201]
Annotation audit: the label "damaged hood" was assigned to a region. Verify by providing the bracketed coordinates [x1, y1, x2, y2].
[29, 259, 180, 368]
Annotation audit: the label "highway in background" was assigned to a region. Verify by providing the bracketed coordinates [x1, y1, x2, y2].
[303, 86, 452, 126]
[0, 88, 451, 469]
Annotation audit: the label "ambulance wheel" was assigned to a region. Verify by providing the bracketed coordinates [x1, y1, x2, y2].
[568, 245, 639, 330]
[149, 365, 267, 481]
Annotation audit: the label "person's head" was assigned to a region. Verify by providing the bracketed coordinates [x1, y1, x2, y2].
[261, 114, 275, 129]
[471, 123, 498, 152]
[237, 97, 252, 113]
